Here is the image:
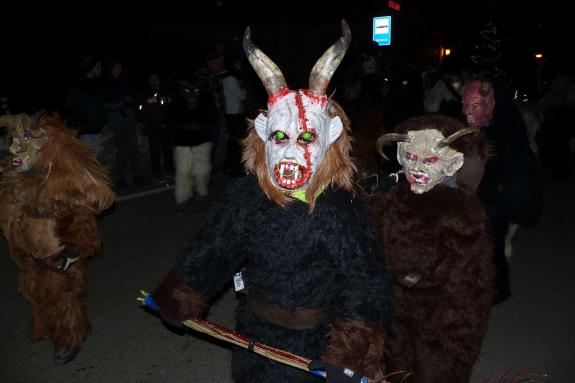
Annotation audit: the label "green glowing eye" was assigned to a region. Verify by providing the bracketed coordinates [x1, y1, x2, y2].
[271, 131, 288, 143]
[298, 131, 316, 145]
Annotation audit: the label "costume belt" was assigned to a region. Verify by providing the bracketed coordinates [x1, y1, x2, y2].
[247, 290, 327, 331]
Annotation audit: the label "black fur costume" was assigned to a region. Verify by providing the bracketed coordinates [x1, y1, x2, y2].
[154, 175, 391, 382]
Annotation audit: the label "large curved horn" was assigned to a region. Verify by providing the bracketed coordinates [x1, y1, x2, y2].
[437, 128, 479, 147]
[309, 20, 352, 96]
[376, 133, 409, 161]
[243, 26, 288, 96]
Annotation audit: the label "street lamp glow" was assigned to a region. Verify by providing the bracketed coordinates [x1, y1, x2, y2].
[535, 53, 543, 59]
[445, 48, 451, 56]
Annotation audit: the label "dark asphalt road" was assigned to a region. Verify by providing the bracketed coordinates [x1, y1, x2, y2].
[1, 173, 573, 383]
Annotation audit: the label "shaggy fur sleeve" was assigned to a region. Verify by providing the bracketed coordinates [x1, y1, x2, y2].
[155, 178, 252, 318]
[56, 206, 102, 258]
[326, 195, 392, 328]
[319, 196, 390, 377]
[322, 320, 387, 380]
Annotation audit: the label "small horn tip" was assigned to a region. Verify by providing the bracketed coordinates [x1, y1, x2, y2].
[242, 27, 253, 53]
[341, 20, 351, 38]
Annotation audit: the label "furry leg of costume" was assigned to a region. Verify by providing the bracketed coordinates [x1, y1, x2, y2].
[21, 260, 91, 349]
[190, 142, 212, 197]
[174, 142, 213, 204]
[174, 145, 194, 204]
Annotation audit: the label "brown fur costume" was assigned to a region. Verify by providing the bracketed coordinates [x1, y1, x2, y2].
[0, 113, 115, 352]
[371, 116, 494, 382]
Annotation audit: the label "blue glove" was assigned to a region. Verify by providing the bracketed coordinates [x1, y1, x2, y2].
[144, 295, 185, 330]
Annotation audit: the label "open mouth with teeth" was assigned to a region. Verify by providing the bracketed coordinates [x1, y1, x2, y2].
[12, 157, 23, 167]
[273, 160, 309, 189]
[407, 170, 430, 186]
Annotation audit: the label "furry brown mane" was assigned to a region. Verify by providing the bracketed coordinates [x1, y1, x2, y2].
[241, 100, 355, 213]
[2, 113, 115, 215]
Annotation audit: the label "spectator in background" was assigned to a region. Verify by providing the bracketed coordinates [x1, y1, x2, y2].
[196, 50, 227, 163]
[103, 58, 145, 189]
[139, 71, 175, 183]
[171, 65, 218, 211]
[462, 77, 542, 305]
[220, 58, 247, 177]
[65, 54, 106, 155]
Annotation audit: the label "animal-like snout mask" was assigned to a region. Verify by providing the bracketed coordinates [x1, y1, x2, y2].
[377, 127, 478, 194]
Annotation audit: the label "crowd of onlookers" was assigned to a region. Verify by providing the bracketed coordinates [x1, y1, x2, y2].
[60, 49, 251, 192]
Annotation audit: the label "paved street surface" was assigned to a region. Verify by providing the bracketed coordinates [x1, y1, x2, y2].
[1, 172, 573, 383]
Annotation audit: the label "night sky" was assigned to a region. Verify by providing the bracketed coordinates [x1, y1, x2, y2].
[0, 1, 571, 111]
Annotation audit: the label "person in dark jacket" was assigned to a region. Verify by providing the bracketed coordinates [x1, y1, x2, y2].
[103, 58, 145, 189]
[139, 71, 174, 183]
[462, 77, 542, 305]
[65, 54, 106, 155]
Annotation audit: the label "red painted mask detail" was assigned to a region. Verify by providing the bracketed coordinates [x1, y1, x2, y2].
[407, 171, 430, 186]
[405, 152, 418, 161]
[423, 156, 439, 165]
[301, 89, 327, 106]
[273, 160, 310, 189]
[267, 88, 292, 106]
[294, 91, 309, 132]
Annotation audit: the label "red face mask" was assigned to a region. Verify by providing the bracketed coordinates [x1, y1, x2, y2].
[461, 81, 495, 128]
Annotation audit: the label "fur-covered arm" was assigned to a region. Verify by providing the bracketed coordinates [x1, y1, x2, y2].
[56, 206, 102, 258]
[321, 320, 387, 380]
[322, 196, 391, 377]
[153, 269, 210, 321]
[154, 178, 252, 320]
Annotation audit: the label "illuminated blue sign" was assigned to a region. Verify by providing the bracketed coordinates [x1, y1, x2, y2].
[373, 16, 392, 46]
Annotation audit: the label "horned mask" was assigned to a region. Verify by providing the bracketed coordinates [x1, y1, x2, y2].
[0, 114, 46, 173]
[244, 20, 351, 193]
[377, 127, 479, 194]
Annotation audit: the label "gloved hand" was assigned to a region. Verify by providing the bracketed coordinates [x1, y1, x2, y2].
[142, 293, 185, 331]
[308, 360, 365, 383]
[159, 309, 185, 331]
[52, 247, 80, 271]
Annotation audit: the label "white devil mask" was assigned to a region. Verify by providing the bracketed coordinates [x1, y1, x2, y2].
[254, 91, 343, 190]
[244, 21, 351, 192]
[377, 125, 479, 194]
